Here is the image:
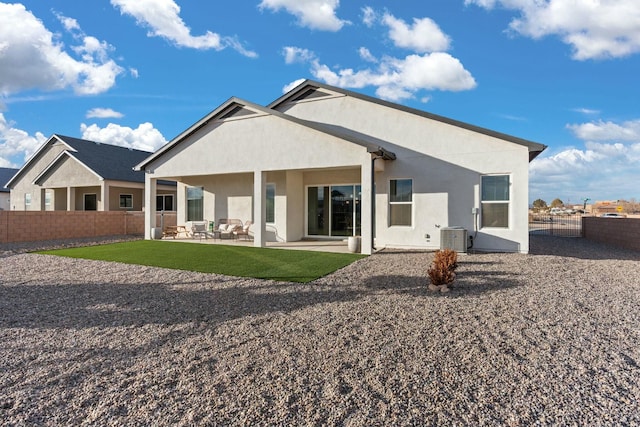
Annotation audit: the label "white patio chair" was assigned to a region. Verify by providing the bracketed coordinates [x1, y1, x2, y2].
[191, 221, 209, 240]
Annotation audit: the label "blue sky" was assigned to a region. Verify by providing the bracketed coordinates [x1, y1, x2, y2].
[1, 0, 639, 205]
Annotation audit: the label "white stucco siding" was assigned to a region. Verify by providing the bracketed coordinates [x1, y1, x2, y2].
[9, 142, 71, 210]
[147, 115, 368, 178]
[38, 156, 99, 188]
[0, 193, 10, 210]
[280, 96, 527, 169]
[281, 95, 532, 252]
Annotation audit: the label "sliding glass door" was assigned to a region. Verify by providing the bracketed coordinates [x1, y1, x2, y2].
[308, 185, 361, 237]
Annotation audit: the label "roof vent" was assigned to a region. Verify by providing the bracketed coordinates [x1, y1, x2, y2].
[219, 105, 255, 120]
[291, 88, 331, 102]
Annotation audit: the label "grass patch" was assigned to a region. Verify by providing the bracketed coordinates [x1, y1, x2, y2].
[37, 240, 366, 283]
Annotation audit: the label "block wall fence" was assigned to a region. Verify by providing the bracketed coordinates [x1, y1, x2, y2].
[2, 211, 638, 251]
[582, 217, 640, 252]
[0, 211, 177, 244]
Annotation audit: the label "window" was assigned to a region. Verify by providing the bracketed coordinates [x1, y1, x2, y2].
[389, 179, 412, 226]
[156, 194, 174, 211]
[119, 194, 133, 209]
[45, 192, 51, 207]
[266, 183, 275, 223]
[481, 175, 510, 228]
[25, 193, 31, 208]
[187, 187, 203, 221]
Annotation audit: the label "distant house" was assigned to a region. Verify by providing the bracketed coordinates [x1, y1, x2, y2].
[0, 167, 18, 210]
[6, 135, 175, 212]
[135, 80, 545, 254]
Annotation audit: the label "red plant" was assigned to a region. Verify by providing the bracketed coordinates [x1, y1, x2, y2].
[428, 249, 458, 287]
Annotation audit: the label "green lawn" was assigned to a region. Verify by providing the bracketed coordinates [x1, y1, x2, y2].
[37, 241, 366, 283]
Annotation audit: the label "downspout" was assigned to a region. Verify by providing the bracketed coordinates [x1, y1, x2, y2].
[367, 146, 396, 252]
[371, 156, 377, 251]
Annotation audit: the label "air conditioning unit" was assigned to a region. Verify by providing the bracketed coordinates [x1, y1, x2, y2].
[440, 226, 467, 253]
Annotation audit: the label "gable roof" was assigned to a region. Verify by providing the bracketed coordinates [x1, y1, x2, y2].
[6, 135, 154, 188]
[0, 167, 19, 192]
[56, 135, 152, 182]
[269, 80, 547, 162]
[135, 97, 396, 171]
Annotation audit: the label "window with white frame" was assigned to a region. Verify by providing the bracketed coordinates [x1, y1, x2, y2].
[389, 179, 412, 226]
[45, 192, 51, 207]
[187, 187, 203, 221]
[25, 193, 31, 208]
[119, 194, 133, 209]
[266, 183, 275, 223]
[481, 175, 510, 228]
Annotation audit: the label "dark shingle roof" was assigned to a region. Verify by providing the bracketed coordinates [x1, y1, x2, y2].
[1, 167, 19, 192]
[56, 135, 153, 183]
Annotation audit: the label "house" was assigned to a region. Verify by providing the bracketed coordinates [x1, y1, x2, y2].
[6, 135, 176, 212]
[135, 80, 546, 254]
[0, 167, 18, 210]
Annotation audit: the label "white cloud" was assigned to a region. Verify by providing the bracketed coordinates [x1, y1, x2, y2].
[80, 122, 167, 152]
[259, 0, 349, 31]
[0, 114, 47, 167]
[358, 47, 377, 63]
[567, 119, 640, 142]
[282, 78, 307, 93]
[572, 107, 600, 115]
[54, 11, 80, 32]
[291, 8, 471, 101]
[86, 108, 124, 119]
[290, 49, 476, 101]
[382, 13, 451, 53]
[111, 0, 257, 57]
[361, 6, 377, 27]
[0, 3, 124, 96]
[282, 46, 316, 64]
[530, 118, 640, 202]
[466, 0, 640, 60]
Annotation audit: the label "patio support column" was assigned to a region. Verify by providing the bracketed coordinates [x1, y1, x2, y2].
[360, 159, 373, 255]
[145, 175, 157, 239]
[67, 187, 75, 211]
[102, 181, 110, 211]
[253, 170, 266, 248]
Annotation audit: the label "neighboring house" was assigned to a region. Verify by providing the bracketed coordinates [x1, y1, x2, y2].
[135, 80, 546, 254]
[6, 135, 176, 212]
[0, 167, 19, 210]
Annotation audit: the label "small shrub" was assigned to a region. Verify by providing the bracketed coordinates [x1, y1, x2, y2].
[428, 249, 458, 288]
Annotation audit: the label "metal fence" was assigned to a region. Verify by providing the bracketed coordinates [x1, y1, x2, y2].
[529, 213, 584, 237]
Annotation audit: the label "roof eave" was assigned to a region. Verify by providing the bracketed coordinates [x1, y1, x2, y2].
[4, 134, 73, 188]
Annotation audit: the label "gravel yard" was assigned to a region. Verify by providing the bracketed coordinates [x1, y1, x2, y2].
[1, 235, 639, 425]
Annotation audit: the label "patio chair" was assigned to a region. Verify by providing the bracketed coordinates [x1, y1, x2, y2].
[217, 219, 242, 239]
[191, 221, 209, 240]
[234, 220, 253, 240]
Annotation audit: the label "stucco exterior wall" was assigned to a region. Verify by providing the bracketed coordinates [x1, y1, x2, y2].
[0, 193, 9, 211]
[109, 186, 144, 211]
[277, 95, 531, 253]
[9, 141, 69, 210]
[38, 156, 99, 187]
[75, 186, 101, 210]
[146, 115, 369, 178]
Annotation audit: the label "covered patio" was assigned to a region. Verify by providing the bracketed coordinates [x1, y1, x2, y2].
[136, 97, 395, 255]
[157, 232, 354, 254]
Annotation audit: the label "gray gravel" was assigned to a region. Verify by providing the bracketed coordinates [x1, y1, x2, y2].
[1, 235, 639, 426]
